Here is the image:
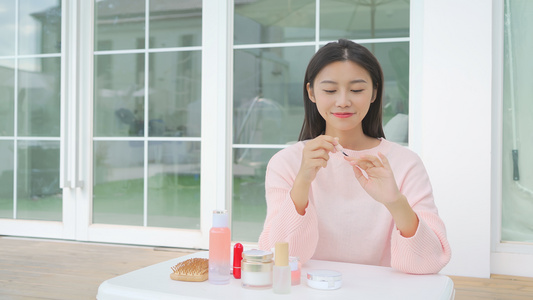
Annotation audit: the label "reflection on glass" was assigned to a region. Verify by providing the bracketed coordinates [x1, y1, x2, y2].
[233, 46, 314, 145]
[94, 53, 144, 137]
[17, 57, 61, 137]
[320, 0, 409, 41]
[16, 140, 61, 221]
[147, 141, 200, 229]
[0, 60, 15, 136]
[19, 0, 62, 55]
[232, 148, 278, 242]
[149, 51, 201, 137]
[93, 141, 144, 226]
[0, 141, 14, 218]
[359, 42, 409, 144]
[501, 0, 533, 243]
[234, 0, 315, 44]
[150, 0, 202, 48]
[0, 0, 16, 56]
[95, 0, 145, 51]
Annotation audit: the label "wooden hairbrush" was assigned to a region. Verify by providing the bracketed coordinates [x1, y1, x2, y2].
[170, 258, 209, 282]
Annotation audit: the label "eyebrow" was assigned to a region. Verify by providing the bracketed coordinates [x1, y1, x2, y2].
[319, 79, 368, 84]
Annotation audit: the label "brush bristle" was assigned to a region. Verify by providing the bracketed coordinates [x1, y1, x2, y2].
[170, 258, 209, 282]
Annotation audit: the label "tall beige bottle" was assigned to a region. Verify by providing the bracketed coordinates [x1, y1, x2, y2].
[273, 242, 291, 294]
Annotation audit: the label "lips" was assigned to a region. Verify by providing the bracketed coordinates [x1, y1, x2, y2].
[332, 112, 354, 119]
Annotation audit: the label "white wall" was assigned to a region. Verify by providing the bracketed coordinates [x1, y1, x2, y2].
[410, 0, 493, 278]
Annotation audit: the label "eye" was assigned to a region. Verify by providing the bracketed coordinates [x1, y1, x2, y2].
[324, 90, 336, 94]
[351, 89, 364, 93]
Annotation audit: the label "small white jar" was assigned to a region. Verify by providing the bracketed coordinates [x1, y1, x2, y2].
[306, 270, 342, 290]
[241, 250, 273, 289]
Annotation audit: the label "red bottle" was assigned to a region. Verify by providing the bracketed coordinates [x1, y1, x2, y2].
[233, 243, 244, 279]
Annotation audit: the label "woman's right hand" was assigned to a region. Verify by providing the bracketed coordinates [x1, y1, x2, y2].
[296, 135, 338, 184]
[291, 135, 338, 215]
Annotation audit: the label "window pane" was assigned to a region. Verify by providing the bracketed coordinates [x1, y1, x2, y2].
[0, 0, 16, 56]
[232, 147, 279, 242]
[94, 53, 144, 137]
[234, 0, 315, 45]
[18, 0, 61, 55]
[0, 140, 14, 218]
[95, 0, 145, 51]
[149, 51, 201, 137]
[149, 0, 202, 48]
[320, 0, 409, 41]
[0, 59, 15, 136]
[16, 140, 61, 221]
[233, 46, 315, 145]
[501, 0, 533, 243]
[17, 57, 61, 137]
[362, 42, 409, 145]
[92, 0, 203, 234]
[93, 141, 144, 226]
[147, 141, 200, 229]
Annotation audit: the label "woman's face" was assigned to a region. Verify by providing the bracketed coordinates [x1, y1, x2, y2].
[307, 60, 376, 136]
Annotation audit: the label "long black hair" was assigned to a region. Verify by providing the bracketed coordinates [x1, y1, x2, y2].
[298, 39, 385, 141]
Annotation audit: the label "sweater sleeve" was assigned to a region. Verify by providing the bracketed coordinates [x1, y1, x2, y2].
[390, 153, 451, 274]
[258, 147, 319, 263]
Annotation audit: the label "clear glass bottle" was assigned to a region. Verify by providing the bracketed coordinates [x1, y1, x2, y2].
[273, 242, 291, 294]
[208, 210, 231, 285]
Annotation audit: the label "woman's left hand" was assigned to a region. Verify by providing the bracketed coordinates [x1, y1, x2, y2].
[344, 152, 402, 205]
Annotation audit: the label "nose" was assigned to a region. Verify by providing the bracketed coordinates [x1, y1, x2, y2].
[335, 91, 351, 108]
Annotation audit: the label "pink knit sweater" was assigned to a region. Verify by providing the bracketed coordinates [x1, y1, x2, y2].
[258, 138, 451, 274]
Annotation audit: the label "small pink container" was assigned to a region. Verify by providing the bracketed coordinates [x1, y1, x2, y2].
[289, 256, 301, 285]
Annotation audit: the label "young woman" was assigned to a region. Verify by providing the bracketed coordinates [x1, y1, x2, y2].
[258, 39, 451, 274]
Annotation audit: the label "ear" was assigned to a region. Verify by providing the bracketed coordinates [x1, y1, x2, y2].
[371, 88, 377, 103]
[306, 82, 316, 103]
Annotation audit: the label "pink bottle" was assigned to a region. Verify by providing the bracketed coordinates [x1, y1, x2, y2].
[208, 210, 231, 284]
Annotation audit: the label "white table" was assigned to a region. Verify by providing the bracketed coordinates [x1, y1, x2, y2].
[97, 251, 455, 300]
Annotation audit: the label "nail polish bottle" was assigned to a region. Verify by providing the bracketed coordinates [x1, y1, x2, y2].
[289, 256, 301, 285]
[208, 210, 231, 285]
[273, 242, 291, 294]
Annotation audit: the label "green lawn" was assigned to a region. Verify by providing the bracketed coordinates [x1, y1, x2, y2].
[0, 174, 267, 242]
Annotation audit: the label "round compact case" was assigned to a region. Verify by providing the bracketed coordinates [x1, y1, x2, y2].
[306, 269, 342, 290]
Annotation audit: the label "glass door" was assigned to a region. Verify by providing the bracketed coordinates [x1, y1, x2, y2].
[0, 0, 412, 249]
[231, 0, 411, 243]
[501, 0, 533, 244]
[82, 0, 211, 248]
[0, 0, 71, 238]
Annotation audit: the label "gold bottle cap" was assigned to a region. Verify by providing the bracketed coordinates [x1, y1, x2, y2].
[274, 242, 289, 266]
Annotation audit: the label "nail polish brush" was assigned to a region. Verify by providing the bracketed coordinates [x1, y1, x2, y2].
[335, 143, 349, 157]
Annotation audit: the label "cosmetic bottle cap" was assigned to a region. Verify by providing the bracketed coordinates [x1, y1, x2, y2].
[274, 242, 289, 266]
[289, 257, 299, 271]
[242, 249, 273, 262]
[212, 210, 228, 228]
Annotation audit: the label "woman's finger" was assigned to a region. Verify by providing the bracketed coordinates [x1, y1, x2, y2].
[359, 154, 383, 168]
[306, 136, 336, 154]
[350, 159, 374, 171]
[377, 152, 391, 169]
